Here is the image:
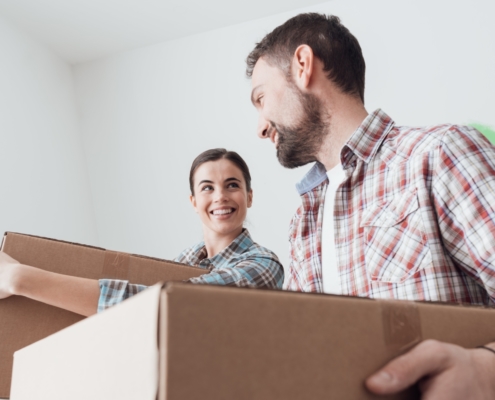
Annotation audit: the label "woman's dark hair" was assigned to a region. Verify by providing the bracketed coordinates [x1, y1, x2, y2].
[246, 13, 365, 103]
[189, 148, 252, 195]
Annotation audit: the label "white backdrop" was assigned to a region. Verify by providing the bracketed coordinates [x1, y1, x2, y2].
[0, 15, 97, 245]
[73, 0, 495, 269]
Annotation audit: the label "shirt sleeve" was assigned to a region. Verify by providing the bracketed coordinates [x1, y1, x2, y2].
[284, 210, 305, 291]
[433, 126, 495, 300]
[97, 279, 148, 313]
[187, 255, 284, 289]
[284, 261, 303, 291]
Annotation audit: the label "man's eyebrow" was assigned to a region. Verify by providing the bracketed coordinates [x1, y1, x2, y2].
[250, 85, 263, 105]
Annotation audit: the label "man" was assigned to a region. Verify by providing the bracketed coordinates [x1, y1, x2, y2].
[246, 13, 495, 398]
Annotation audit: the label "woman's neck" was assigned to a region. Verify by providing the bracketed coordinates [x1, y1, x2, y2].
[203, 227, 243, 258]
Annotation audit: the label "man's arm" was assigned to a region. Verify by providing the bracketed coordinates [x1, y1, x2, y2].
[284, 212, 306, 291]
[368, 126, 495, 398]
[431, 126, 495, 298]
[366, 340, 495, 398]
[0, 251, 99, 316]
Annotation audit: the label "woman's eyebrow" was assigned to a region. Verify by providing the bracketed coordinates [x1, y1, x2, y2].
[198, 179, 213, 185]
[225, 177, 241, 183]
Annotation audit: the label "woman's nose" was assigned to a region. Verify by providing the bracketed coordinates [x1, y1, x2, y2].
[214, 189, 228, 202]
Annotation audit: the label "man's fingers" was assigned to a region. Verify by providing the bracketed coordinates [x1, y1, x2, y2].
[366, 340, 453, 395]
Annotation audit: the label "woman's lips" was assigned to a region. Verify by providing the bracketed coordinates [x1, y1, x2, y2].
[210, 207, 236, 218]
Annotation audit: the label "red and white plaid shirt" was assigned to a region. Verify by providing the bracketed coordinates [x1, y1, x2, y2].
[285, 109, 495, 306]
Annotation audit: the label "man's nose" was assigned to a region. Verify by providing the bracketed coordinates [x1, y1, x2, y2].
[257, 114, 270, 139]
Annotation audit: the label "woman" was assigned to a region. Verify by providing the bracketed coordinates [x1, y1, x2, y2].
[0, 149, 284, 316]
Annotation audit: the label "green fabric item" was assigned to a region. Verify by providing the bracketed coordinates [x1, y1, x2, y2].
[469, 123, 495, 145]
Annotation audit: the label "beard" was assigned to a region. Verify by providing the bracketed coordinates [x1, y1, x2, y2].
[274, 84, 329, 169]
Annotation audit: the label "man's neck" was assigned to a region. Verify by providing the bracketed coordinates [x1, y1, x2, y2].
[317, 98, 368, 171]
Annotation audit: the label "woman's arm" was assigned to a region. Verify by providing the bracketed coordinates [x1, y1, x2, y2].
[0, 251, 99, 317]
[187, 255, 284, 289]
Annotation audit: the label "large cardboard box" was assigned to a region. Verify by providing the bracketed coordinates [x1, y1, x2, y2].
[10, 282, 495, 400]
[0, 232, 207, 398]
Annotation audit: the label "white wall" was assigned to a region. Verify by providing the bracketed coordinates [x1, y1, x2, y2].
[74, 0, 495, 269]
[0, 15, 98, 245]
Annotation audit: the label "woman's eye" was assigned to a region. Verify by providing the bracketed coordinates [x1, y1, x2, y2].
[201, 185, 213, 192]
[228, 183, 240, 189]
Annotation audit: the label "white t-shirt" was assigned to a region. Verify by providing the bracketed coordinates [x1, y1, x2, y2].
[321, 163, 346, 294]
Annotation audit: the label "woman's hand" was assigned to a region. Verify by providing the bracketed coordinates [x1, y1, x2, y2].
[0, 251, 21, 299]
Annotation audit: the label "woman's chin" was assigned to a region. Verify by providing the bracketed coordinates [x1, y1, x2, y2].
[208, 223, 243, 238]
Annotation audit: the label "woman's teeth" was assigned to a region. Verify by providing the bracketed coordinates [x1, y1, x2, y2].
[212, 208, 234, 215]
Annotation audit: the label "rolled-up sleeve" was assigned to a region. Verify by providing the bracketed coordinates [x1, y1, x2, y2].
[187, 255, 284, 289]
[97, 279, 148, 313]
[97, 230, 284, 312]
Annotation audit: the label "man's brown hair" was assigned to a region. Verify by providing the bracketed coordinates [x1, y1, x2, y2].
[246, 13, 366, 103]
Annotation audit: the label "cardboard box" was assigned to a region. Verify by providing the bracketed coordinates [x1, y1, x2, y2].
[10, 282, 495, 400]
[0, 232, 207, 398]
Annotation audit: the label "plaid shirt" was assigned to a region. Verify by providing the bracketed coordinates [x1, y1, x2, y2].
[285, 109, 495, 306]
[98, 229, 284, 312]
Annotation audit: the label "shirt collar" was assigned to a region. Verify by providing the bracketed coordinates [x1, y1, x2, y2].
[295, 161, 328, 196]
[342, 108, 395, 165]
[186, 229, 254, 268]
[296, 109, 395, 195]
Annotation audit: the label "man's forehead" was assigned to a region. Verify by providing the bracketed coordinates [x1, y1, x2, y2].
[252, 58, 270, 78]
[252, 57, 288, 83]
[250, 59, 268, 102]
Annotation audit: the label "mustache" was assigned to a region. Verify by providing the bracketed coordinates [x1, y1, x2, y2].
[266, 123, 277, 138]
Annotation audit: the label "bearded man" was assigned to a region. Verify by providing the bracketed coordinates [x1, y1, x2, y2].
[247, 13, 495, 399]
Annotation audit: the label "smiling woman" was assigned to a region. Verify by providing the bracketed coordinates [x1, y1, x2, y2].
[0, 149, 284, 316]
[189, 149, 253, 256]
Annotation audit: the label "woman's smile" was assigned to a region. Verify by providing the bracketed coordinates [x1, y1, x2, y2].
[210, 207, 237, 219]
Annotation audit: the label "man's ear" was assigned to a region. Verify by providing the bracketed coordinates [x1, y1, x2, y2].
[292, 44, 314, 90]
[189, 194, 198, 213]
[247, 190, 253, 208]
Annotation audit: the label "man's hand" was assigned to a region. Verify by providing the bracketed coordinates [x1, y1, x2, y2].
[366, 339, 495, 400]
[0, 251, 20, 299]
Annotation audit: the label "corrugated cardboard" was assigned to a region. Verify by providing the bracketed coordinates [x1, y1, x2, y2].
[10, 282, 495, 400]
[0, 232, 207, 399]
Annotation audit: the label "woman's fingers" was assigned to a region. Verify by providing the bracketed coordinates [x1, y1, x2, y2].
[0, 251, 21, 298]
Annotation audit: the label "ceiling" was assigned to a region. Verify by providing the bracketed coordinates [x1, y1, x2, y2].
[0, 0, 329, 64]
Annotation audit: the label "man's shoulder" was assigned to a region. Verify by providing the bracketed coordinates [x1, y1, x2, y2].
[380, 123, 486, 163]
[386, 123, 451, 150]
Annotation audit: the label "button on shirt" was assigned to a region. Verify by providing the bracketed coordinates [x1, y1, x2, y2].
[286, 109, 495, 306]
[98, 229, 284, 312]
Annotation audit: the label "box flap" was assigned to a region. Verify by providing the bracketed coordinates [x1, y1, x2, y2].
[1, 232, 207, 398]
[10, 284, 163, 400]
